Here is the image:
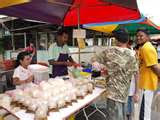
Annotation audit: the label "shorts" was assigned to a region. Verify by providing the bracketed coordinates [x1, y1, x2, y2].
[126, 96, 134, 115]
[106, 98, 126, 120]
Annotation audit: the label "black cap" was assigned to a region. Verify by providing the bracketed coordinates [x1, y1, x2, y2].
[112, 28, 129, 43]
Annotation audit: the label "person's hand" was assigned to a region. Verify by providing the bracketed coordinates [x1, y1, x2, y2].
[73, 63, 81, 68]
[101, 68, 108, 76]
[26, 75, 34, 83]
[133, 93, 139, 103]
[65, 62, 74, 66]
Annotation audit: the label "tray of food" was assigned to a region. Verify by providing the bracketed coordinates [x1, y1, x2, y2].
[2, 77, 95, 120]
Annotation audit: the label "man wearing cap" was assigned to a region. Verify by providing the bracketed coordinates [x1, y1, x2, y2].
[136, 29, 160, 120]
[94, 29, 138, 120]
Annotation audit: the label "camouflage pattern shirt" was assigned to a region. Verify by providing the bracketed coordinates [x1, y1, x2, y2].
[96, 46, 138, 103]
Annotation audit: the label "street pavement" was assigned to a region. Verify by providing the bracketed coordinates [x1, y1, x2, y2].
[75, 103, 160, 120]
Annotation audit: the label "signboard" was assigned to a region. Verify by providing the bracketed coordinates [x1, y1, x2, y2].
[77, 38, 86, 49]
[73, 29, 86, 39]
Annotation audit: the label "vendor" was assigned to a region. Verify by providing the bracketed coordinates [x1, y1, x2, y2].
[48, 28, 76, 78]
[13, 51, 34, 88]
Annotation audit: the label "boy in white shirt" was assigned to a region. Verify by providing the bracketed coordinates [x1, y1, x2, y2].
[13, 51, 34, 88]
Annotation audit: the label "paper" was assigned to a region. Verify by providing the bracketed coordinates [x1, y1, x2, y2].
[73, 29, 86, 38]
[77, 38, 86, 49]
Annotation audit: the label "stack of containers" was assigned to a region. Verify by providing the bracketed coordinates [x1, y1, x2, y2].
[28, 64, 49, 84]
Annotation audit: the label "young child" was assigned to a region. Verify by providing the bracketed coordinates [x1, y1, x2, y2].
[13, 51, 34, 89]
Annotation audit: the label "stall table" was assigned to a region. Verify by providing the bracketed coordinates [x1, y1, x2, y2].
[15, 87, 106, 120]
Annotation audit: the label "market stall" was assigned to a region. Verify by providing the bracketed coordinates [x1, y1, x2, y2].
[0, 1, 142, 120]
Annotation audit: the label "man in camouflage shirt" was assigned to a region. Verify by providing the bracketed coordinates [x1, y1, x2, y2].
[95, 29, 138, 120]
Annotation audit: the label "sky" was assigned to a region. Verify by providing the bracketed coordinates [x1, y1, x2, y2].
[137, 0, 160, 26]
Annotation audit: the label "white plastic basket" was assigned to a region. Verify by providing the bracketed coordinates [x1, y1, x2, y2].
[28, 64, 49, 84]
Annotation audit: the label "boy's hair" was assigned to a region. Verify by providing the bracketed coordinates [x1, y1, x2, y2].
[57, 28, 68, 36]
[136, 28, 149, 35]
[128, 39, 133, 46]
[112, 28, 129, 43]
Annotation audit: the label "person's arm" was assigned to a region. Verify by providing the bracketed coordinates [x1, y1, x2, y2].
[13, 75, 34, 85]
[48, 59, 74, 66]
[32, 47, 36, 56]
[68, 56, 77, 63]
[66, 45, 77, 64]
[151, 64, 160, 77]
[23, 47, 29, 51]
[134, 71, 139, 94]
[133, 71, 140, 102]
[142, 46, 160, 76]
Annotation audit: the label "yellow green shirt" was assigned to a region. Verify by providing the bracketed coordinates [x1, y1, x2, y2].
[138, 42, 158, 90]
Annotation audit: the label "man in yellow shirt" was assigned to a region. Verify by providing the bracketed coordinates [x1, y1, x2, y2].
[136, 28, 160, 120]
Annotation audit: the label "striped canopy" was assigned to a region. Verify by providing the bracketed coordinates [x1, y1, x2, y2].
[0, 0, 141, 26]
